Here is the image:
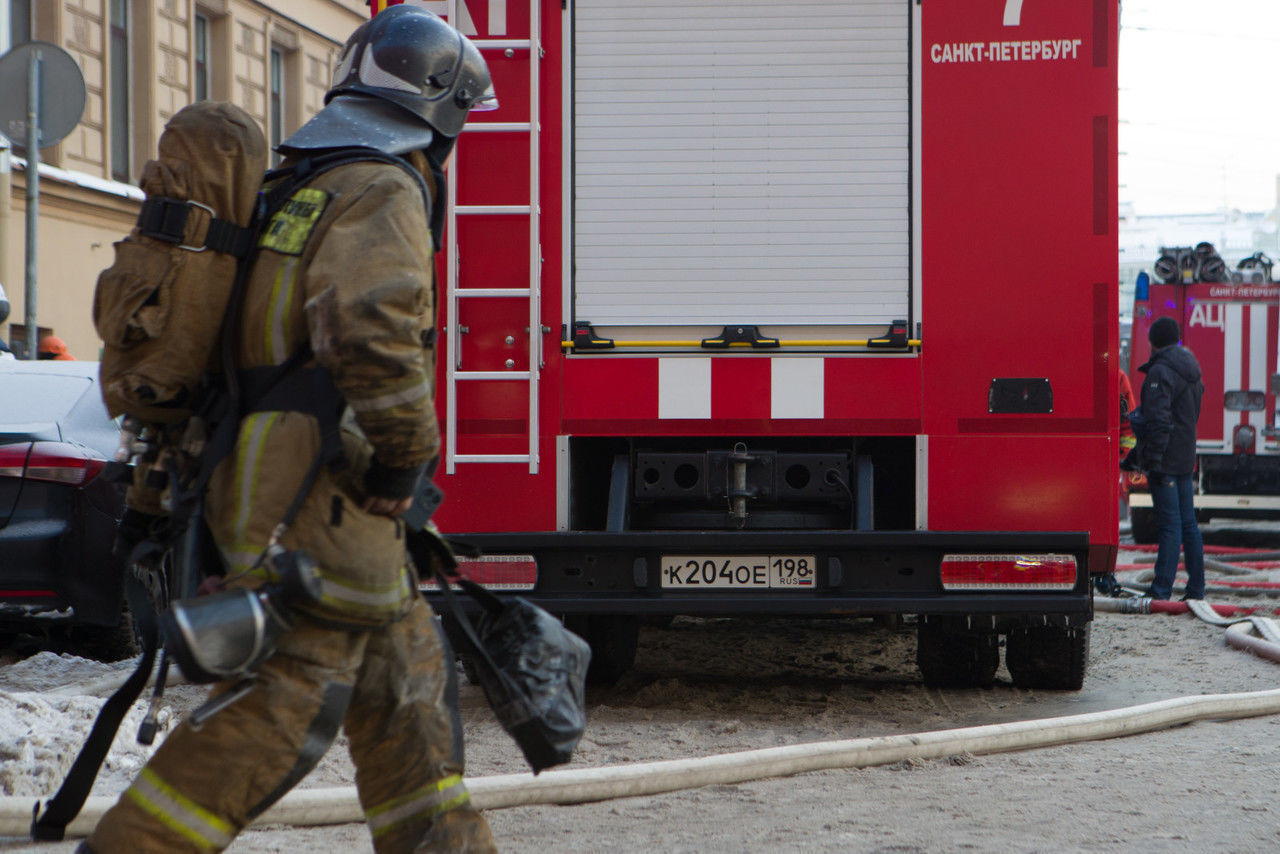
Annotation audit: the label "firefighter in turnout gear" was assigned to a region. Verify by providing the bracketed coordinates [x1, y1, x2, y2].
[85, 7, 498, 852]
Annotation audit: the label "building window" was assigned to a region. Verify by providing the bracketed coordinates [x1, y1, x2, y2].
[270, 46, 285, 164]
[194, 14, 209, 101]
[109, 0, 130, 182]
[8, 0, 31, 49]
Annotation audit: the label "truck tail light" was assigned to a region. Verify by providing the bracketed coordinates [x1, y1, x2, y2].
[1233, 424, 1257, 454]
[421, 554, 538, 592]
[940, 554, 1077, 591]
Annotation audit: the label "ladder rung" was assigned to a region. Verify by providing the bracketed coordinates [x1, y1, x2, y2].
[463, 122, 533, 133]
[473, 39, 533, 50]
[456, 205, 532, 215]
[456, 371, 533, 380]
[456, 288, 533, 298]
[454, 454, 533, 463]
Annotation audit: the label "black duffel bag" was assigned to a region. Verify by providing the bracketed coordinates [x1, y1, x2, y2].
[407, 527, 590, 773]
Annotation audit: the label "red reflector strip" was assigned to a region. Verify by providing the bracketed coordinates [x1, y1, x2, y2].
[0, 589, 58, 598]
[940, 553, 1077, 591]
[420, 554, 537, 592]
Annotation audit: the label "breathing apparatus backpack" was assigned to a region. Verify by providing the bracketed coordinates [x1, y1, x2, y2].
[95, 101, 267, 424]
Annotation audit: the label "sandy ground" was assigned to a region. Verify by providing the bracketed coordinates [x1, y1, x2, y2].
[3, 532, 1280, 853]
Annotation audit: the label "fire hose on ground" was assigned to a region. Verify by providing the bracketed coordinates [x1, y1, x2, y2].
[4, 682, 1280, 836]
[6, 558, 1280, 838]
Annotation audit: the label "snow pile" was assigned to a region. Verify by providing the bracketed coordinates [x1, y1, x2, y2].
[0, 653, 170, 798]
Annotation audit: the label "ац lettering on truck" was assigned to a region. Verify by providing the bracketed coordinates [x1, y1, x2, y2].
[1128, 258, 1280, 543]
[418, 0, 1119, 689]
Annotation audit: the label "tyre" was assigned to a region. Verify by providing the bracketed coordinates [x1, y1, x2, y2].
[1129, 506, 1157, 544]
[916, 617, 998, 688]
[564, 614, 639, 685]
[67, 607, 139, 662]
[1006, 623, 1090, 690]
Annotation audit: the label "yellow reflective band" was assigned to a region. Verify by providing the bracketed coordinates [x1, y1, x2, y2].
[265, 257, 299, 364]
[347, 378, 431, 415]
[221, 544, 266, 576]
[232, 412, 280, 546]
[366, 775, 470, 839]
[258, 187, 329, 255]
[317, 570, 412, 612]
[126, 768, 235, 851]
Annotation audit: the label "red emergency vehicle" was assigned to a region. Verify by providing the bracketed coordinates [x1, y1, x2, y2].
[413, 0, 1119, 689]
[1128, 253, 1280, 541]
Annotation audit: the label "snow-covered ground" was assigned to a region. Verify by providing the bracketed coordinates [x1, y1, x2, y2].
[3, 538, 1280, 852]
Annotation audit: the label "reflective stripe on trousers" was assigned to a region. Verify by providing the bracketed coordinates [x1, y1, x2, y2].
[123, 768, 236, 852]
[365, 774, 471, 840]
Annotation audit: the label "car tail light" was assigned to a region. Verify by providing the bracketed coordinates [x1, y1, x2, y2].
[940, 554, 1077, 591]
[0, 443, 33, 477]
[420, 554, 538, 592]
[0, 588, 57, 599]
[1233, 424, 1257, 455]
[24, 441, 107, 485]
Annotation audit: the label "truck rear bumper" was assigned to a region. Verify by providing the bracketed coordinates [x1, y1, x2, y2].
[429, 530, 1095, 621]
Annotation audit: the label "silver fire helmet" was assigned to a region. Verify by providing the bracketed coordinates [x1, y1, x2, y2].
[280, 4, 495, 157]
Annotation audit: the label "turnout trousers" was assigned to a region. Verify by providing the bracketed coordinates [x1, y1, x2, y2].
[86, 598, 495, 853]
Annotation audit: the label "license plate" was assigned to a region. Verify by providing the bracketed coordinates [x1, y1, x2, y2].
[660, 555, 817, 589]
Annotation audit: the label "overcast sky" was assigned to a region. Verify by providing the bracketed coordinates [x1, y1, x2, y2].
[1120, 2, 1280, 216]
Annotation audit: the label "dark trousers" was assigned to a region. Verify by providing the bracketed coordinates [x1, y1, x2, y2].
[1148, 472, 1206, 600]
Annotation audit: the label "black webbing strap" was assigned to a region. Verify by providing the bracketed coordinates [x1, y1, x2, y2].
[137, 196, 255, 258]
[405, 528, 503, 671]
[239, 355, 345, 470]
[31, 582, 159, 841]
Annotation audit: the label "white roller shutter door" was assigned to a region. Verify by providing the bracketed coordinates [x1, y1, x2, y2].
[573, 0, 911, 328]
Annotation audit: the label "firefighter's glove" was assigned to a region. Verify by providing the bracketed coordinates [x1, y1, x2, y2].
[113, 508, 166, 564]
[362, 457, 426, 518]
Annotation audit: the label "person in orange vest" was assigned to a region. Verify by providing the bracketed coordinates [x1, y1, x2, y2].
[1118, 369, 1136, 496]
[37, 335, 75, 360]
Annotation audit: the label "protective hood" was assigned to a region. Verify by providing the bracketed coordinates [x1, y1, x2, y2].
[278, 94, 434, 157]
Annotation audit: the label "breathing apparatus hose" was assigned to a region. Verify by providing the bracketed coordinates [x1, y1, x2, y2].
[6, 684, 1280, 836]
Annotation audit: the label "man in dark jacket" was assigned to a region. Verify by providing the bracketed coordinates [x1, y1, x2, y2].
[1136, 316, 1205, 600]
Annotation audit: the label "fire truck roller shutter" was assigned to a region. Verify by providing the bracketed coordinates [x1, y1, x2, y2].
[571, 0, 911, 331]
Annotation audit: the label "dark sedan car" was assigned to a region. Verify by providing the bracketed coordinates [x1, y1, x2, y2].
[0, 360, 134, 659]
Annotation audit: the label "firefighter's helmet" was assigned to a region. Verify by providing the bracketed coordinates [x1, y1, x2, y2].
[280, 4, 495, 156]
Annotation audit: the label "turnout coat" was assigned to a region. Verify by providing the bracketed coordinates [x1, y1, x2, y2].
[205, 151, 440, 625]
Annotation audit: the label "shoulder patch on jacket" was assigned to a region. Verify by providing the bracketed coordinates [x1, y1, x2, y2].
[259, 188, 330, 255]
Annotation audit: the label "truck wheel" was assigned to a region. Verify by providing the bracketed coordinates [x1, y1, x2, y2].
[916, 618, 998, 688]
[1006, 624, 1090, 690]
[1129, 507, 1157, 544]
[565, 615, 639, 685]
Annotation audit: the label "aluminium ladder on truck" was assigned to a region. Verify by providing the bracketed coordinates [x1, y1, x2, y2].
[443, 0, 542, 475]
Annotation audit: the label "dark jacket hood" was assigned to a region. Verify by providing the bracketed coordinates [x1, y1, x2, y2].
[1140, 344, 1201, 385]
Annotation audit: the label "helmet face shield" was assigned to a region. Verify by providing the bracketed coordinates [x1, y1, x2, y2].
[470, 82, 499, 113]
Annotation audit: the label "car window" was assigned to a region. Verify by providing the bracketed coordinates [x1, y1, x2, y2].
[0, 375, 95, 424]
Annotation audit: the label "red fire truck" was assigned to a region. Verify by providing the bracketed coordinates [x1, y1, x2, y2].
[416, 0, 1118, 689]
[1128, 253, 1280, 542]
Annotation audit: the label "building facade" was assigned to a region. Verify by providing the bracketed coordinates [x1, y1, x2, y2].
[0, 0, 367, 357]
